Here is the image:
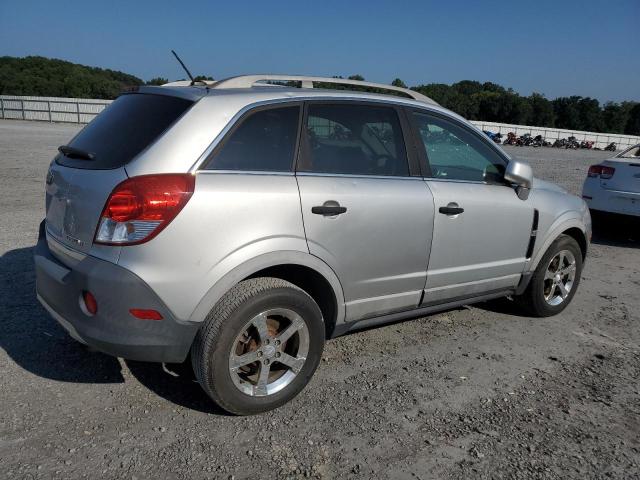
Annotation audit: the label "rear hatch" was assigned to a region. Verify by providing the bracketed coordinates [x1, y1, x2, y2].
[600, 159, 640, 193]
[45, 92, 195, 255]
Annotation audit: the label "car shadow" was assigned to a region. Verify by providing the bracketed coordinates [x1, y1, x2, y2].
[0, 246, 124, 383]
[125, 359, 230, 415]
[1, 245, 229, 413]
[590, 212, 640, 248]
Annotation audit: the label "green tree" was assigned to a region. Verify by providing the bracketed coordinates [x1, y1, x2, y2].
[625, 103, 640, 136]
[552, 97, 582, 130]
[146, 77, 168, 85]
[528, 93, 555, 127]
[576, 97, 603, 131]
[602, 101, 636, 133]
[391, 78, 407, 88]
[0, 56, 143, 99]
[348, 74, 365, 81]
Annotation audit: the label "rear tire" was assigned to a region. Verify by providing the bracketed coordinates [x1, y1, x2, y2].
[191, 277, 325, 415]
[515, 234, 583, 317]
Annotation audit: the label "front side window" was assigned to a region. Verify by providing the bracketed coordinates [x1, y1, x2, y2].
[299, 104, 409, 176]
[412, 112, 506, 183]
[205, 105, 300, 172]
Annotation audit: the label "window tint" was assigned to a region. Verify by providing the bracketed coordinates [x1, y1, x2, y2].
[205, 106, 300, 172]
[57, 93, 194, 170]
[412, 112, 506, 183]
[300, 104, 409, 176]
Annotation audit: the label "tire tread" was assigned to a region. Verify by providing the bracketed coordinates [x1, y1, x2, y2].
[191, 277, 311, 413]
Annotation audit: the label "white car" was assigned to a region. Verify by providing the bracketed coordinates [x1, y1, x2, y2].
[582, 144, 640, 218]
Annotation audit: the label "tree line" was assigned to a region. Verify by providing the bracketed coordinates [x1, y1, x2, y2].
[1, 56, 638, 135]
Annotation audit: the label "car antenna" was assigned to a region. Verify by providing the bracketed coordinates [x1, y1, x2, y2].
[171, 50, 197, 86]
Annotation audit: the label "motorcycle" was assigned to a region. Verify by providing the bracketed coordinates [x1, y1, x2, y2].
[566, 136, 580, 149]
[517, 133, 533, 147]
[604, 142, 617, 152]
[503, 132, 518, 146]
[533, 135, 551, 147]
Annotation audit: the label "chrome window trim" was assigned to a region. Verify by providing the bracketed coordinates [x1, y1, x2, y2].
[296, 172, 421, 181]
[424, 177, 512, 187]
[196, 170, 294, 176]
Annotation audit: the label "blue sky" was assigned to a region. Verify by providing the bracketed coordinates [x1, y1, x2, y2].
[1, 0, 638, 102]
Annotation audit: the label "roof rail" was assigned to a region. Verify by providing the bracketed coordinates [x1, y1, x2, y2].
[205, 75, 439, 106]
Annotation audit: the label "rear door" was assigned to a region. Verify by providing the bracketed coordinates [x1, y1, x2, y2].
[45, 93, 194, 255]
[296, 101, 434, 322]
[408, 109, 534, 303]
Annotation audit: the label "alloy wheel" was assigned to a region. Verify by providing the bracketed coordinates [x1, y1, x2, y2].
[228, 308, 309, 397]
[543, 249, 577, 306]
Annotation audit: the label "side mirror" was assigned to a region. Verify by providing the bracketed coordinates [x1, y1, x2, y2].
[504, 159, 533, 200]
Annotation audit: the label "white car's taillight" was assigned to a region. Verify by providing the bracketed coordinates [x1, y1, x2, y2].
[94, 174, 195, 246]
[588, 165, 615, 179]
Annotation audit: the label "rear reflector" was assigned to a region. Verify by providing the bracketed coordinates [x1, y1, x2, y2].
[588, 165, 615, 179]
[129, 309, 163, 320]
[94, 174, 195, 246]
[82, 291, 98, 315]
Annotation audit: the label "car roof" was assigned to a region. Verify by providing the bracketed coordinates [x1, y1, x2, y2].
[136, 83, 464, 122]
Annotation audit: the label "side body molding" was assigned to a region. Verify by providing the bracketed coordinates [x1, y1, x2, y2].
[188, 250, 346, 326]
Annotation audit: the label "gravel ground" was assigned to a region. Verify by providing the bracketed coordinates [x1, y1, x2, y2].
[1, 120, 639, 479]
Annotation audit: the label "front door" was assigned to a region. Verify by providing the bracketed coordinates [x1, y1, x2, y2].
[297, 102, 435, 321]
[409, 109, 534, 303]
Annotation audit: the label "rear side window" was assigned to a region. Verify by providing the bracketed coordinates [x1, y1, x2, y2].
[56, 94, 193, 170]
[204, 106, 300, 172]
[299, 104, 409, 176]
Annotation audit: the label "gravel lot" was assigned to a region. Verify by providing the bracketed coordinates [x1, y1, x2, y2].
[1, 120, 638, 479]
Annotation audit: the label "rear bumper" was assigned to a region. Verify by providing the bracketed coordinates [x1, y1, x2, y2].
[34, 221, 198, 362]
[582, 179, 640, 217]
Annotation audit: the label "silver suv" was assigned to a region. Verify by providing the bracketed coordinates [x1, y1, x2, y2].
[35, 75, 591, 415]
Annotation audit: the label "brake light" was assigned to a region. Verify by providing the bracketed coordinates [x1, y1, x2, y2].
[129, 308, 163, 320]
[95, 174, 195, 245]
[588, 165, 615, 179]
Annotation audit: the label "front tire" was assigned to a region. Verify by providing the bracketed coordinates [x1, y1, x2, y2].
[515, 234, 583, 317]
[191, 277, 325, 415]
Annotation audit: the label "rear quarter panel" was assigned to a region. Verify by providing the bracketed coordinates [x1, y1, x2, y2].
[116, 173, 310, 322]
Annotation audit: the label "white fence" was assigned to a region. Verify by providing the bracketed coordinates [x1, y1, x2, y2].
[471, 120, 640, 150]
[0, 95, 111, 124]
[1, 95, 639, 150]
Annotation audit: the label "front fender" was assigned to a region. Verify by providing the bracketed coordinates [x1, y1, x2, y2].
[527, 210, 588, 272]
[188, 250, 346, 326]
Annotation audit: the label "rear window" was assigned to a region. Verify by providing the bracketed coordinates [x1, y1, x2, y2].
[56, 93, 193, 170]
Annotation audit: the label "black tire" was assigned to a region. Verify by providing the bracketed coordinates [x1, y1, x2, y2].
[515, 234, 583, 317]
[191, 277, 325, 415]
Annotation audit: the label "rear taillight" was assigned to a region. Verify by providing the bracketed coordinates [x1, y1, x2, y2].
[588, 165, 615, 179]
[94, 174, 195, 245]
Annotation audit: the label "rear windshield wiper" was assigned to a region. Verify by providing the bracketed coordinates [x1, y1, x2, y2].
[58, 145, 95, 160]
